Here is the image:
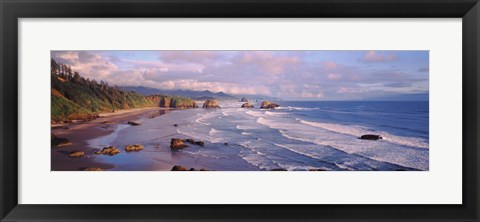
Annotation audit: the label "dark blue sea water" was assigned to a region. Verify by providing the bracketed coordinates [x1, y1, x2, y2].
[88, 100, 429, 171]
[175, 100, 429, 171]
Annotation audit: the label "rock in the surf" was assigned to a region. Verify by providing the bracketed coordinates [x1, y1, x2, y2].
[202, 99, 220, 108]
[239, 97, 249, 102]
[358, 134, 382, 140]
[241, 103, 254, 108]
[260, 101, 279, 109]
[170, 138, 188, 149]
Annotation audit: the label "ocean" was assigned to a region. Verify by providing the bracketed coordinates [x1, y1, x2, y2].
[88, 100, 429, 171]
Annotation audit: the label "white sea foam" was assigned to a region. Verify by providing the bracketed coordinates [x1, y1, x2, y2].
[298, 119, 429, 149]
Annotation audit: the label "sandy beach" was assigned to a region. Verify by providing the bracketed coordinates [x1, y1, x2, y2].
[51, 107, 170, 171]
[51, 105, 253, 171]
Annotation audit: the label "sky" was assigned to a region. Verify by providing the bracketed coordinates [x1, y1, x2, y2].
[51, 50, 429, 100]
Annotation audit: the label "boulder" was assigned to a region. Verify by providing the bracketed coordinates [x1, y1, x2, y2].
[51, 134, 72, 147]
[125, 144, 144, 152]
[184, 138, 205, 147]
[194, 141, 205, 146]
[241, 103, 254, 108]
[83, 167, 103, 171]
[95, 146, 121, 156]
[68, 151, 84, 157]
[171, 165, 188, 171]
[202, 99, 220, 108]
[260, 101, 279, 109]
[239, 97, 249, 102]
[358, 134, 382, 140]
[127, 121, 141, 126]
[170, 138, 188, 149]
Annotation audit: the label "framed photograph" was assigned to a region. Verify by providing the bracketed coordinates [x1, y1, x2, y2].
[1, 0, 479, 221]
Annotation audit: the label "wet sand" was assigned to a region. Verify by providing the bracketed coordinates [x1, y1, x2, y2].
[51, 107, 169, 171]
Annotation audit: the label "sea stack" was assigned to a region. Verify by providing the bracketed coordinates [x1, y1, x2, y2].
[241, 103, 254, 108]
[240, 97, 249, 102]
[202, 99, 220, 108]
[159, 97, 170, 107]
[260, 101, 279, 109]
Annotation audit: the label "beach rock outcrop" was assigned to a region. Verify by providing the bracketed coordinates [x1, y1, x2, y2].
[202, 99, 220, 108]
[184, 138, 205, 147]
[170, 97, 197, 109]
[240, 97, 249, 102]
[260, 101, 279, 109]
[171, 165, 188, 171]
[68, 151, 84, 157]
[241, 103, 254, 108]
[95, 146, 121, 156]
[161, 97, 198, 109]
[159, 97, 171, 107]
[358, 134, 382, 140]
[127, 121, 142, 126]
[171, 165, 208, 171]
[125, 144, 144, 152]
[83, 167, 103, 171]
[170, 138, 188, 149]
[51, 133, 72, 148]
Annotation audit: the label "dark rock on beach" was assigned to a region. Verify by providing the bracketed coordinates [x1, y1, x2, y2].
[202, 99, 220, 108]
[171, 165, 209, 171]
[95, 146, 121, 156]
[260, 101, 279, 109]
[240, 97, 249, 102]
[68, 151, 84, 157]
[358, 134, 383, 140]
[51, 133, 72, 148]
[83, 167, 103, 171]
[125, 144, 144, 152]
[241, 103, 254, 108]
[170, 138, 188, 149]
[127, 121, 142, 126]
[171, 165, 188, 171]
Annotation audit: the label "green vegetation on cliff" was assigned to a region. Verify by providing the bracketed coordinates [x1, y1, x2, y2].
[51, 59, 195, 123]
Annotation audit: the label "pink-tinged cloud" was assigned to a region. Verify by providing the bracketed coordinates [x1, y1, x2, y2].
[160, 51, 221, 63]
[51, 51, 118, 79]
[324, 61, 337, 69]
[327, 73, 342, 80]
[234, 51, 300, 75]
[360, 51, 397, 63]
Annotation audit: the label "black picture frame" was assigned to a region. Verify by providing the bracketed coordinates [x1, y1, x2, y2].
[1, 0, 479, 221]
